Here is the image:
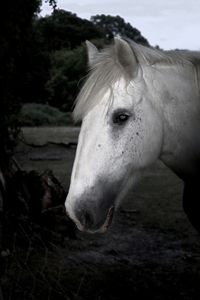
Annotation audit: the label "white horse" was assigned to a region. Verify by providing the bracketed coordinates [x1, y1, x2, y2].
[65, 37, 200, 233]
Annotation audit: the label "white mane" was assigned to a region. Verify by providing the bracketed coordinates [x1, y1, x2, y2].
[73, 38, 200, 122]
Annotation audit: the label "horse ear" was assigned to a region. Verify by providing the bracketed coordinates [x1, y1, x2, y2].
[114, 37, 139, 78]
[86, 40, 99, 66]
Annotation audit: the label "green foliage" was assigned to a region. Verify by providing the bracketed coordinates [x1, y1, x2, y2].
[26, 10, 107, 110]
[91, 14, 149, 46]
[19, 103, 73, 126]
[0, 0, 57, 153]
[34, 9, 105, 51]
[30, 12, 149, 113]
[45, 0, 57, 10]
[46, 45, 88, 111]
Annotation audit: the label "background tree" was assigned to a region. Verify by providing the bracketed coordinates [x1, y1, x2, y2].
[31, 12, 149, 113]
[0, 0, 56, 155]
[45, 39, 107, 111]
[91, 14, 149, 46]
[46, 46, 87, 111]
[28, 10, 108, 111]
[0, 2, 57, 296]
[34, 9, 105, 51]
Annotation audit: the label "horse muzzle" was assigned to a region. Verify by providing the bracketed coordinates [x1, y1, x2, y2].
[66, 200, 115, 233]
[80, 205, 115, 233]
[65, 178, 121, 233]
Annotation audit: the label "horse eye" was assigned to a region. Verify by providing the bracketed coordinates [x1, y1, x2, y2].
[113, 113, 129, 125]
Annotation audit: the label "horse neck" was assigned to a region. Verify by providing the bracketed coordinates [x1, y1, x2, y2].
[150, 64, 200, 179]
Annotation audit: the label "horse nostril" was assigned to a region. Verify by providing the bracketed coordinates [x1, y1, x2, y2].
[84, 211, 94, 228]
[79, 210, 94, 229]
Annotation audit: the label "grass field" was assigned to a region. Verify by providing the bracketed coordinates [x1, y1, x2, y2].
[2, 126, 200, 300]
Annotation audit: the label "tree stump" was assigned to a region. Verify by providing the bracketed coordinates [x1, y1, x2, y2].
[0, 156, 76, 244]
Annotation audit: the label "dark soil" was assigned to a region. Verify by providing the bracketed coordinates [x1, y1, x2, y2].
[1, 127, 200, 300]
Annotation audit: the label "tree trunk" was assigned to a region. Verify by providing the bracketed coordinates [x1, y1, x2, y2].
[0, 166, 5, 251]
[0, 173, 4, 300]
[0, 155, 76, 300]
[0, 287, 4, 300]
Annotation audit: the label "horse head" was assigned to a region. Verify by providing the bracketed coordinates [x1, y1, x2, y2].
[65, 38, 164, 233]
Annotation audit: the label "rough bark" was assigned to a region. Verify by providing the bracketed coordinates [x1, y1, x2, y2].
[0, 156, 76, 244]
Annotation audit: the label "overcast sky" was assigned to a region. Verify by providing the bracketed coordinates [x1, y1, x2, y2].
[41, 0, 200, 50]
